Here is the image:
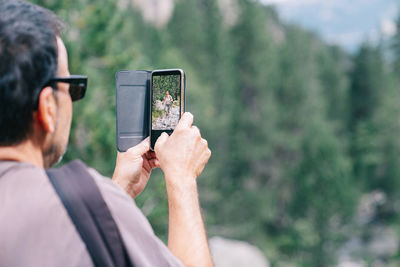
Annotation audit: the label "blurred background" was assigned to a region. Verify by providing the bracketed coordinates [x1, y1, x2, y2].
[31, 0, 400, 265]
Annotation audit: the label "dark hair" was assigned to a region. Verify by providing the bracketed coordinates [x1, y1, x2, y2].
[0, 0, 64, 145]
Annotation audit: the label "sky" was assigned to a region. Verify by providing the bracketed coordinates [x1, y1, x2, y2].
[261, 0, 398, 52]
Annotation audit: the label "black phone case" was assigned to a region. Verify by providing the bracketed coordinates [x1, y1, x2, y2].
[116, 70, 150, 152]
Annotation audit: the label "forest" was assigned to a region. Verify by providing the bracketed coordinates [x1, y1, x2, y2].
[31, 0, 400, 265]
[152, 74, 180, 101]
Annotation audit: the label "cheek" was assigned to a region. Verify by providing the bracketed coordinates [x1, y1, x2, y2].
[63, 92, 73, 118]
[59, 96, 73, 131]
[67, 100, 73, 123]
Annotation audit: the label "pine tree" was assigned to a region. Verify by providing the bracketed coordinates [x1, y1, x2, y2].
[222, 0, 279, 230]
[290, 119, 356, 266]
[391, 13, 400, 75]
[349, 43, 386, 189]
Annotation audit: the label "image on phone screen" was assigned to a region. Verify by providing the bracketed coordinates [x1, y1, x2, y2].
[151, 69, 184, 149]
[152, 74, 181, 130]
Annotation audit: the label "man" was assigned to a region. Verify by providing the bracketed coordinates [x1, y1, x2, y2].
[0, 1, 213, 267]
[163, 91, 174, 116]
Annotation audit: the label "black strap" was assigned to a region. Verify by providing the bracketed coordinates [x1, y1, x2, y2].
[46, 160, 132, 267]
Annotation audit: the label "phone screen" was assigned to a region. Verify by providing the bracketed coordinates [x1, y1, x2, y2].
[151, 70, 184, 149]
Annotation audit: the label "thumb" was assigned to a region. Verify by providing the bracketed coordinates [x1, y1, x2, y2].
[175, 112, 194, 131]
[155, 132, 168, 153]
[126, 137, 150, 157]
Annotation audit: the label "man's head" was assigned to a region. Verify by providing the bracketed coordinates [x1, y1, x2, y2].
[0, 0, 73, 167]
[166, 91, 169, 96]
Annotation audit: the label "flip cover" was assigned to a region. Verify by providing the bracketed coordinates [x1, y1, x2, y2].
[116, 70, 150, 152]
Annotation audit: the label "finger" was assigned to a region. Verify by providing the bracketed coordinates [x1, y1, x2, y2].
[201, 138, 208, 146]
[144, 151, 156, 160]
[192, 126, 201, 139]
[196, 149, 211, 177]
[144, 151, 151, 160]
[191, 126, 202, 141]
[155, 132, 169, 152]
[143, 155, 159, 169]
[196, 165, 206, 177]
[126, 138, 150, 157]
[205, 148, 212, 160]
[149, 158, 160, 168]
[142, 155, 152, 173]
[148, 151, 157, 159]
[175, 112, 194, 131]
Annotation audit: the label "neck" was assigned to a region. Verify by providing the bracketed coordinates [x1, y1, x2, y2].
[0, 139, 44, 167]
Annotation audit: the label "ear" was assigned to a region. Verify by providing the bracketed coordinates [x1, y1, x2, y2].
[35, 86, 57, 133]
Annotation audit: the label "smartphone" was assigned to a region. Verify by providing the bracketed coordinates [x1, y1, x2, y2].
[150, 69, 186, 150]
[116, 70, 150, 152]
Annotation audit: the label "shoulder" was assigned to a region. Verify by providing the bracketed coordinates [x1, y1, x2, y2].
[0, 161, 93, 267]
[87, 168, 133, 205]
[86, 168, 149, 228]
[86, 167, 183, 266]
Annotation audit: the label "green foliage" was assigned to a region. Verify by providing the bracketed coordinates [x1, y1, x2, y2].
[152, 75, 180, 101]
[349, 44, 389, 188]
[29, 0, 400, 265]
[350, 43, 400, 210]
[290, 119, 356, 266]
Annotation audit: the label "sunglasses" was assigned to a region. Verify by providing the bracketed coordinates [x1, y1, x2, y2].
[46, 75, 88, 101]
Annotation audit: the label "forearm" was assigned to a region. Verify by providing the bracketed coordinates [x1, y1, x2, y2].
[166, 176, 213, 267]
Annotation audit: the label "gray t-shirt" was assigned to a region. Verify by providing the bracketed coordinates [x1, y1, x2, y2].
[0, 161, 183, 267]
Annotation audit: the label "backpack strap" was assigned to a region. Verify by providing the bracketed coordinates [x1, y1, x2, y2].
[46, 160, 133, 267]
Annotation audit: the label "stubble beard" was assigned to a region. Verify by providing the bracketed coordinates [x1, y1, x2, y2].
[42, 123, 67, 169]
[43, 142, 66, 169]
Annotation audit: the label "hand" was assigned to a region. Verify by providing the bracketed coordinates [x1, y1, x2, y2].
[155, 113, 213, 267]
[112, 138, 159, 198]
[154, 112, 211, 184]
